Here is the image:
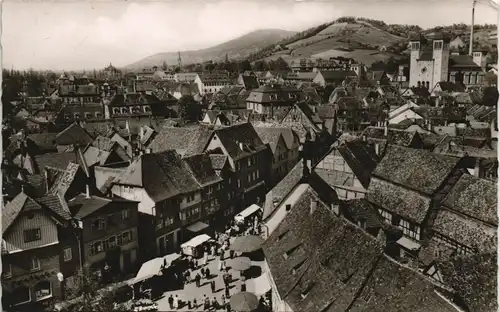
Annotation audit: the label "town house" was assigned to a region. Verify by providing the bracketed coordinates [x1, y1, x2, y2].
[204, 123, 270, 207]
[107, 150, 202, 258]
[2, 192, 75, 309]
[366, 146, 466, 261]
[245, 85, 305, 118]
[314, 140, 379, 199]
[67, 194, 140, 276]
[254, 127, 298, 187]
[195, 73, 233, 95]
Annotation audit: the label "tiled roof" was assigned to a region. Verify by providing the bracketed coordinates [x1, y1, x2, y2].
[439, 252, 497, 312]
[182, 154, 223, 186]
[149, 127, 199, 155]
[34, 152, 77, 172]
[55, 122, 95, 146]
[184, 125, 218, 157]
[108, 93, 161, 106]
[212, 123, 267, 160]
[209, 154, 228, 170]
[92, 136, 115, 151]
[262, 161, 303, 219]
[343, 198, 383, 229]
[450, 55, 482, 71]
[37, 193, 72, 220]
[25, 174, 48, 198]
[441, 174, 497, 225]
[240, 75, 259, 90]
[316, 105, 336, 119]
[254, 127, 284, 153]
[83, 145, 111, 167]
[372, 146, 460, 195]
[367, 177, 431, 223]
[68, 194, 112, 219]
[319, 70, 358, 81]
[26, 133, 58, 151]
[436, 81, 466, 93]
[456, 126, 490, 138]
[59, 84, 100, 96]
[361, 126, 420, 148]
[433, 142, 497, 159]
[49, 162, 81, 197]
[113, 150, 199, 202]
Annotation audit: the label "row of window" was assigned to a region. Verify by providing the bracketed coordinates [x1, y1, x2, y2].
[180, 207, 201, 221]
[90, 209, 131, 232]
[247, 170, 261, 183]
[88, 230, 133, 256]
[65, 112, 103, 120]
[112, 106, 151, 115]
[63, 97, 100, 103]
[235, 156, 259, 171]
[205, 183, 222, 195]
[202, 82, 230, 87]
[157, 216, 175, 229]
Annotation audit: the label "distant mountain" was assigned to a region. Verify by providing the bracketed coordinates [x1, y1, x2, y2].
[125, 29, 296, 70]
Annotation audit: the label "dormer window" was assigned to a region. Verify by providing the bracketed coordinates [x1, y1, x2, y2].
[121, 107, 128, 114]
[113, 108, 120, 114]
[301, 282, 315, 299]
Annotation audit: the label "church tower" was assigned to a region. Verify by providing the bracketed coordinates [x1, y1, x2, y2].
[432, 36, 450, 89]
[409, 37, 422, 87]
[177, 51, 182, 70]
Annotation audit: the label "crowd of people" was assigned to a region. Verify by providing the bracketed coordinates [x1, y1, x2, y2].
[163, 209, 266, 311]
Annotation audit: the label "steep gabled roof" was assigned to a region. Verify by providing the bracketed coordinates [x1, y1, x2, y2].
[441, 174, 497, 225]
[55, 122, 94, 146]
[49, 162, 81, 197]
[113, 150, 199, 203]
[26, 133, 58, 152]
[439, 253, 497, 312]
[254, 127, 284, 153]
[209, 154, 228, 170]
[212, 123, 266, 159]
[2, 192, 42, 234]
[182, 154, 223, 186]
[371, 146, 461, 195]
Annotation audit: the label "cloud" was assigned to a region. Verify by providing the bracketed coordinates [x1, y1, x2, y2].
[3, 1, 341, 70]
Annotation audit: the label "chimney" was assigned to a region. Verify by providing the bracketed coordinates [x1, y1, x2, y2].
[44, 170, 49, 194]
[85, 184, 90, 198]
[473, 158, 481, 177]
[435, 97, 440, 107]
[285, 204, 292, 212]
[384, 121, 388, 136]
[362, 135, 367, 142]
[145, 148, 152, 154]
[427, 120, 432, 131]
[310, 199, 318, 215]
[374, 143, 380, 156]
[140, 126, 144, 140]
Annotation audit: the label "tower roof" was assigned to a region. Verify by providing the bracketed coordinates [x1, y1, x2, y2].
[431, 32, 452, 43]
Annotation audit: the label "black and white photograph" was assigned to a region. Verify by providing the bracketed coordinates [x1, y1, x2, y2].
[1, 0, 498, 311]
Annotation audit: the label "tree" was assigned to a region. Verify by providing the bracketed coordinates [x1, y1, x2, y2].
[162, 61, 168, 71]
[178, 95, 202, 122]
[53, 266, 127, 312]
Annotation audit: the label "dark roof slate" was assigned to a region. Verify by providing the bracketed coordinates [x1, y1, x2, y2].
[372, 145, 460, 195]
[55, 123, 94, 146]
[212, 123, 266, 160]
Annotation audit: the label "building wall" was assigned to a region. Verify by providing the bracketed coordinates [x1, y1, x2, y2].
[4, 211, 59, 253]
[312, 73, 326, 87]
[111, 185, 155, 215]
[271, 137, 290, 185]
[410, 60, 434, 88]
[2, 244, 63, 307]
[432, 40, 450, 89]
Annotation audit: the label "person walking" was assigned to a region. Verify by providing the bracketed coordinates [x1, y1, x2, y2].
[217, 258, 223, 271]
[210, 244, 216, 257]
[203, 250, 209, 266]
[205, 267, 211, 279]
[211, 297, 219, 310]
[168, 295, 174, 309]
[195, 273, 201, 287]
[193, 298, 198, 309]
[229, 249, 235, 259]
[224, 285, 230, 298]
[201, 267, 206, 277]
[210, 280, 216, 293]
[221, 294, 226, 307]
[203, 294, 210, 310]
[173, 295, 179, 309]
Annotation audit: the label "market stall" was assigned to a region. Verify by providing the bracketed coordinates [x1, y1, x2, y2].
[180, 234, 212, 258]
[235, 204, 262, 224]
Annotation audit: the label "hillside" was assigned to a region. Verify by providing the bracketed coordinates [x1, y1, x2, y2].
[125, 29, 296, 69]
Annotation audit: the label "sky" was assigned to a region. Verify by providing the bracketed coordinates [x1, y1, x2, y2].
[2, 0, 499, 70]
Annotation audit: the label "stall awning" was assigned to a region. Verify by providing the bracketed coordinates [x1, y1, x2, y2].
[246, 274, 271, 297]
[186, 221, 209, 233]
[181, 234, 212, 249]
[129, 253, 181, 285]
[235, 204, 261, 221]
[396, 236, 421, 251]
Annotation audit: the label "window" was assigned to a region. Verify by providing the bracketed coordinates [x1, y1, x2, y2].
[98, 218, 106, 230]
[157, 218, 164, 229]
[24, 229, 41, 243]
[63, 248, 72, 262]
[378, 209, 392, 224]
[121, 209, 130, 222]
[301, 282, 315, 299]
[237, 179, 241, 188]
[236, 162, 241, 171]
[186, 193, 195, 203]
[108, 236, 117, 248]
[248, 157, 252, 167]
[192, 207, 200, 214]
[164, 216, 174, 227]
[34, 281, 52, 301]
[122, 231, 132, 243]
[256, 170, 260, 179]
[31, 258, 41, 271]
